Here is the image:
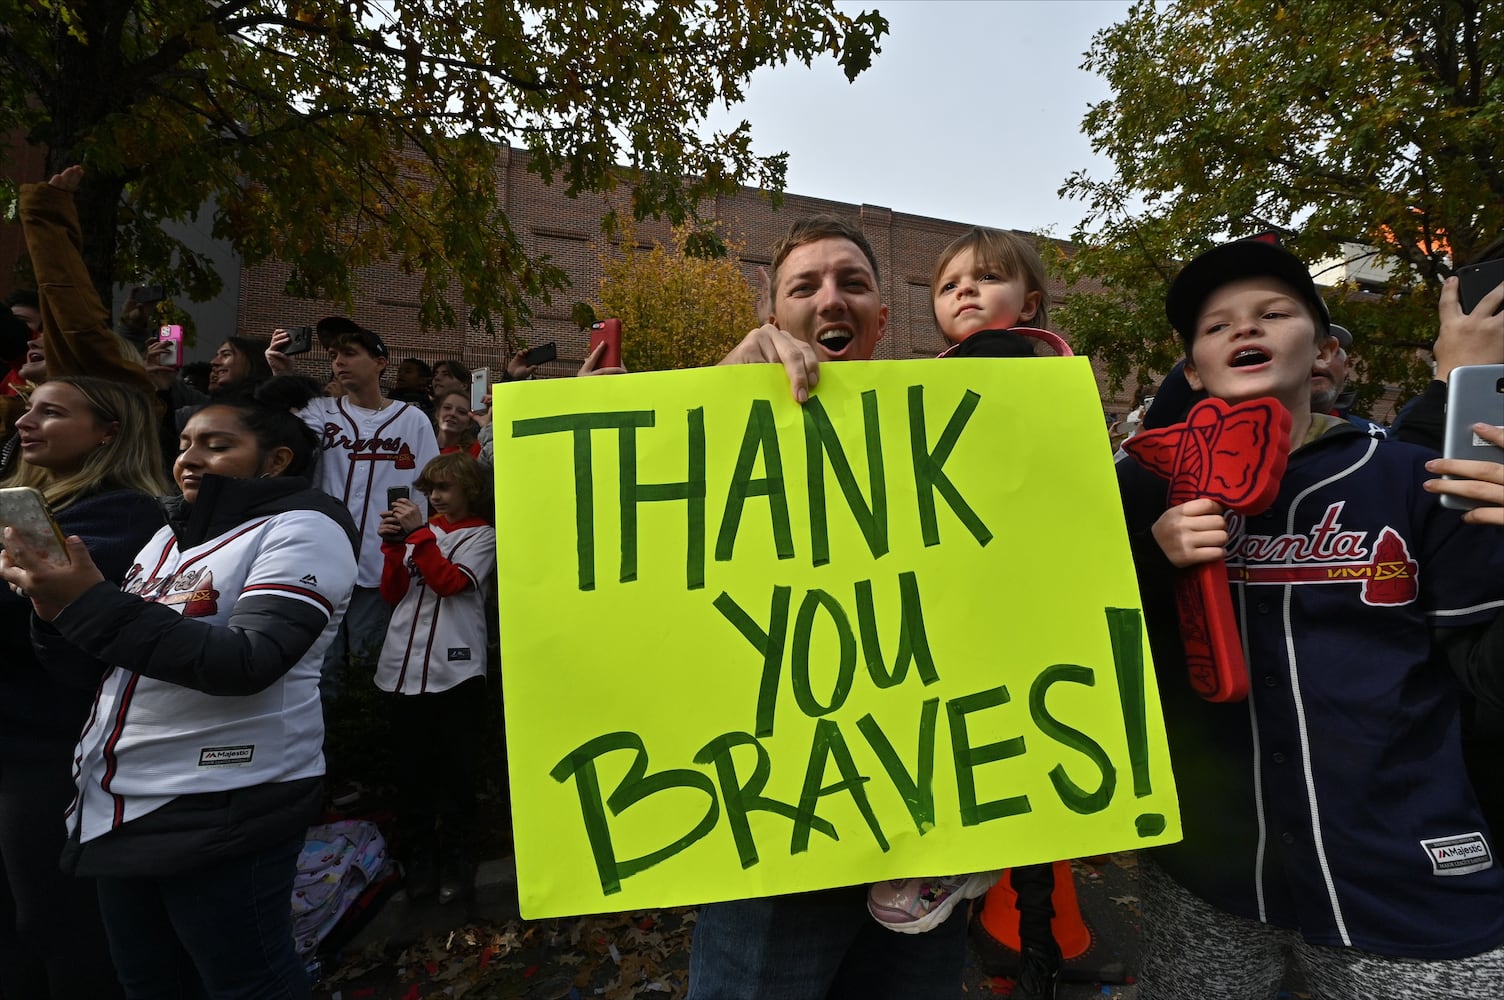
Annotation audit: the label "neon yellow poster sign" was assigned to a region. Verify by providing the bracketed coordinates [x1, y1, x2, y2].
[493, 359, 1179, 919]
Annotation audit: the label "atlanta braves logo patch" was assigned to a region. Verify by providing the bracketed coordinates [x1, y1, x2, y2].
[154, 569, 223, 616]
[1230, 502, 1419, 606]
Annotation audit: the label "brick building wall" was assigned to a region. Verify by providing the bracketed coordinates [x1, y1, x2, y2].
[231, 147, 1134, 413]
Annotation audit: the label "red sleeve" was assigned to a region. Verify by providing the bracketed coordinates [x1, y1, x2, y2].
[379, 540, 411, 605]
[410, 528, 475, 597]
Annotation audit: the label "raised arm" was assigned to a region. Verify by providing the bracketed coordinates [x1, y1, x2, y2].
[18, 166, 154, 396]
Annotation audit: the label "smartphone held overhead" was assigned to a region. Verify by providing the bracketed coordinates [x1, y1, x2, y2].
[470, 367, 491, 411]
[589, 319, 622, 369]
[157, 325, 184, 368]
[1458, 258, 1504, 316]
[523, 341, 557, 367]
[284, 326, 314, 356]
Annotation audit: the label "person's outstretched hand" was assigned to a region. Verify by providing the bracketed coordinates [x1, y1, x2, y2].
[265, 328, 295, 375]
[718, 323, 820, 404]
[0, 529, 104, 621]
[578, 341, 627, 377]
[47, 165, 84, 192]
[1434, 274, 1504, 382]
[505, 349, 539, 381]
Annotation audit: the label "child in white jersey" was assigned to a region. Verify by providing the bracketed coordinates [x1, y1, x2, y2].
[376, 452, 496, 903]
[866, 227, 1067, 1000]
[266, 318, 441, 710]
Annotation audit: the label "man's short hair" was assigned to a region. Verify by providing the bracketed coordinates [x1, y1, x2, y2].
[768, 215, 881, 299]
[400, 357, 433, 377]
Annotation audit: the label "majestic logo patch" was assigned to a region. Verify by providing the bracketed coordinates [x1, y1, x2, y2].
[447, 648, 472, 661]
[1420, 833, 1493, 876]
[198, 745, 255, 767]
[300, 574, 319, 585]
[1229, 502, 1419, 606]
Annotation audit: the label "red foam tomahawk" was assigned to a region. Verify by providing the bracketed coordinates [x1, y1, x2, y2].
[1124, 397, 1291, 702]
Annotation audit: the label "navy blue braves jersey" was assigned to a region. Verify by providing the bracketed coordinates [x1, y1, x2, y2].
[1120, 419, 1504, 960]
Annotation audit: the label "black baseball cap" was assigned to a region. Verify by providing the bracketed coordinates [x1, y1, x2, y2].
[1166, 237, 1331, 347]
[315, 315, 388, 359]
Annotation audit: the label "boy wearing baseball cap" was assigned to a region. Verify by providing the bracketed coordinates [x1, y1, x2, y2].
[1119, 239, 1504, 997]
[267, 318, 440, 711]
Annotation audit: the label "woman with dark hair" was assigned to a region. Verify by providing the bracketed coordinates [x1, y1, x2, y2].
[208, 336, 274, 393]
[428, 359, 469, 408]
[0, 375, 165, 999]
[150, 335, 274, 432]
[2, 376, 357, 1000]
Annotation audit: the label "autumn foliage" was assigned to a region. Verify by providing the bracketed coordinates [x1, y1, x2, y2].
[1053, 0, 1502, 408]
[597, 225, 759, 372]
[0, 0, 886, 335]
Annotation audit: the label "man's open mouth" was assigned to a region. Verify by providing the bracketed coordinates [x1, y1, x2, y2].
[818, 330, 853, 354]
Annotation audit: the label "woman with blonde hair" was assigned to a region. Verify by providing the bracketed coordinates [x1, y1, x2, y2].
[0, 375, 165, 999]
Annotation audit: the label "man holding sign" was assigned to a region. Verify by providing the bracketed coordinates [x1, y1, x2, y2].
[687, 217, 971, 999]
[493, 216, 1176, 999]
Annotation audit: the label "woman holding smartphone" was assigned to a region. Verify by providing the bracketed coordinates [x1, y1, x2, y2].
[149, 335, 273, 431]
[1, 378, 358, 1000]
[1, 376, 165, 999]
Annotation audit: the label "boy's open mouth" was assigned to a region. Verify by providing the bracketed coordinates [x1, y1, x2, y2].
[1231, 347, 1271, 368]
[818, 330, 853, 354]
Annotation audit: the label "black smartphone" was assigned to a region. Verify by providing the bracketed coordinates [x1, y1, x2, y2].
[284, 326, 314, 356]
[1441, 364, 1504, 511]
[524, 341, 557, 367]
[1458, 258, 1504, 316]
[386, 485, 409, 510]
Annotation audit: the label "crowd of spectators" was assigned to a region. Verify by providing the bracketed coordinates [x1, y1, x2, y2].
[1, 165, 1501, 1000]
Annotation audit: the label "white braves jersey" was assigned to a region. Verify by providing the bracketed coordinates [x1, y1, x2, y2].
[70, 509, 356, 843]
[300, 397, 440, 586]
[376, 519, 496, 694]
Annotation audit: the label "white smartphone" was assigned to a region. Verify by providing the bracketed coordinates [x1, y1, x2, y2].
[0, 486, 71, 564]
[1441, 364, 1504, 511]
[470, 367, 491, 412]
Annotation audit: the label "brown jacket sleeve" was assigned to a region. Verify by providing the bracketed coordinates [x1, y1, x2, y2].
[19, 181, 154, 397]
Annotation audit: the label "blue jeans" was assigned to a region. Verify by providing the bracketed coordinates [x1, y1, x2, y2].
[95, 837, 308, 1000]
[687, 884, 969, 1000]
